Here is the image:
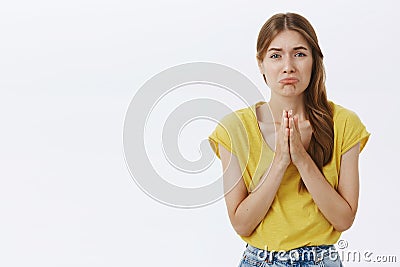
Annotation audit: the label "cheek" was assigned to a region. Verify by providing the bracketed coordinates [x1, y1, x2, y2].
[264, 65, 279, 79]
[302, 60, 313, 80]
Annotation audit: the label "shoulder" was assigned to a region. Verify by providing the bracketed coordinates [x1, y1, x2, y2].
[218, 103, 257, 129]
[208, 102, 259, 158]
[329, 101, 370, 154]
[330, 101, 362, 125]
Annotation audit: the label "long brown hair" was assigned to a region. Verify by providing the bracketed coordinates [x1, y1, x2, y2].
[256, 13, 334, 179]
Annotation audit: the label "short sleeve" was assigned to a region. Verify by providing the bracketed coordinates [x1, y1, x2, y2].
[341, 110, 370, 155]
[208, 115, 236, 159]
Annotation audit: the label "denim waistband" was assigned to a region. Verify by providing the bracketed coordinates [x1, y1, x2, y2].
[245, 243, 336, 263]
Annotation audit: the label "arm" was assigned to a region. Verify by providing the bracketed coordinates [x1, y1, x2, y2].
[219, 110, 292, 236]
[219, 144, 287, 236]
[289, 116, 360, 232]
[295, 144, 360, 231]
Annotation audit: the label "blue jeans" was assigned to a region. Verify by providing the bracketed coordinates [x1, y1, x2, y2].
[238, 243, 343, 267]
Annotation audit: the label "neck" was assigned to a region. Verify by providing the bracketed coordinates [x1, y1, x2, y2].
[268, 93, 307, 122]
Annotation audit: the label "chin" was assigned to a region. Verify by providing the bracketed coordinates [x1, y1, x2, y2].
[280, 86, 307, 96]
[280, 89, 302, 97]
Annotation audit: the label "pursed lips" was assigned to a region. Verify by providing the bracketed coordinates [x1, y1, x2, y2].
[279, 77, 299, 84]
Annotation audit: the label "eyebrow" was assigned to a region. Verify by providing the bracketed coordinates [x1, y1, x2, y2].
[267, 46, 308, 52]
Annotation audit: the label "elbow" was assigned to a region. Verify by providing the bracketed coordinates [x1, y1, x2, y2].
[232, 222, 254, 237]
[235, 227, 254, 237]
[333, 223, 352, 232]
[332, 215, 356, 232]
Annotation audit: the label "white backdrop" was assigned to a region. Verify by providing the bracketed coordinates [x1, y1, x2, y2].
[1, 0, 399, 266]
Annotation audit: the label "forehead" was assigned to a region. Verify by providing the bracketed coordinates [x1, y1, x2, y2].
[268, 30, 309, 50]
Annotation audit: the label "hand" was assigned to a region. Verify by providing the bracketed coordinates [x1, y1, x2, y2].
[288, 112, 308, 166]
[274, 110, 291, 169]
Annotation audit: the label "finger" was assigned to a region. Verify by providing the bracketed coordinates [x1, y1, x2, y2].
[289, 116, 294, 130]
[289, 128, 294, 141]
[285, 111, 289, 128]
[282, 112, 289, 147]
[289, 118, 298, 143]
[284, 128, 290, 149]
[282, 110, 288, 130]
[284, 117, 288, 132]
[293, 115, 300, 132]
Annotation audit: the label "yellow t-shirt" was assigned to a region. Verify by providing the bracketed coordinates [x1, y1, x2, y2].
[208, 100, 370, 251]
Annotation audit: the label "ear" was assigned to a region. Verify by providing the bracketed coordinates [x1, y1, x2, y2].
[257, 58, 264, 74]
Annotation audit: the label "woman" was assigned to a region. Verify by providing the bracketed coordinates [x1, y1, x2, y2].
[208, 13, 370, 266]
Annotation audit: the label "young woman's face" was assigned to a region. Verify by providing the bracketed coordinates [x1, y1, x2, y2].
[258, 30, 313, 97]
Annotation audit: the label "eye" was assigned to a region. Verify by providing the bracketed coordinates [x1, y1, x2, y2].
[295, 52, 306, 57]
[270, 54, 280, 59]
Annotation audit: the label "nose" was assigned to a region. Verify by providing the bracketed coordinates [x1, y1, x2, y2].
[283, 57, 295, 73]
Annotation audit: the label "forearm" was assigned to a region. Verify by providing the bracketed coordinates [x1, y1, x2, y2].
[232, 160, 287, 236]
[296, 153, 356, 231]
